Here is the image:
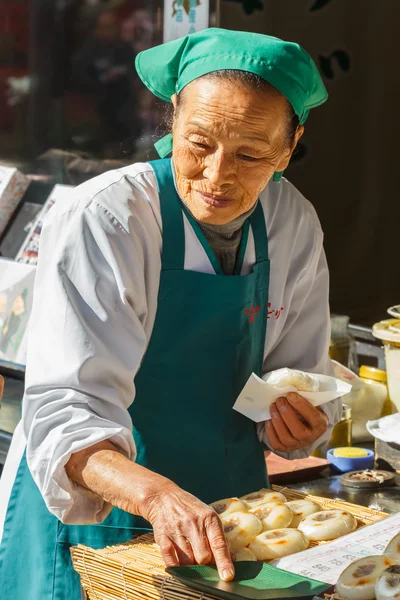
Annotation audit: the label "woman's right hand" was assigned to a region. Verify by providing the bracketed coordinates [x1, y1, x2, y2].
[140, 481, 235, 582]
[66, 441, 234, 581]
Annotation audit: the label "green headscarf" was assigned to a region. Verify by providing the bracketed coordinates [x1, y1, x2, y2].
[135, 28, 327, 178]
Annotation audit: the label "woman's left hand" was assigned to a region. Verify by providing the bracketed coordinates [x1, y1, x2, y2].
[265, 392, 328, 453]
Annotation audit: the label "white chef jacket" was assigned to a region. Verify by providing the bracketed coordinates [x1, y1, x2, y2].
[0, 163, 341, 537]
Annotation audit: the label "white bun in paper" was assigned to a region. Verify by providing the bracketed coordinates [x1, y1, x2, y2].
[233, 369, 352, 423]
[263, 368, 320, 392]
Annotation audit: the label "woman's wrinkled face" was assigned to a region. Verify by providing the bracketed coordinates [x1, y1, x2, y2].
[172, 77, 303, 224]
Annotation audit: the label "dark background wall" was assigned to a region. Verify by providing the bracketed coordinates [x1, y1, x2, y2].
[222, 0, 400, 326]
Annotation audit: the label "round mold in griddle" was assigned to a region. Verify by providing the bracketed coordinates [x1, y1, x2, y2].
[341, 469, 396, 489]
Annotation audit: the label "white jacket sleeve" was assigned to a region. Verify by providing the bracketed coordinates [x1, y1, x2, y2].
[23, 182, 160, 525]
[259, 226, 342, 459]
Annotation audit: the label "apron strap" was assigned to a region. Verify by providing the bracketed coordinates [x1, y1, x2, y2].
[233, 219, 250, 276]
[149, 159, 185, 271]
[181, 204, 224, 276]
[250, 201, 269, 263]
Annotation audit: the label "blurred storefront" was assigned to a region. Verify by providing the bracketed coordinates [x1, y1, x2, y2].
[1, 1, 159, 168]
[0, 0, 218, 172]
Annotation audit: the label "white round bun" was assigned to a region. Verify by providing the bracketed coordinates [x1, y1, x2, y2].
[263, 368, 319, 392]
[210, 497, 248, 517]
[298, 509, 357, 541]
[251, 502, 293, 530]
[240, 489, 287, 509]
[232, 547, 257, 562]
[248, 528, 309, 560]
[221, 511, 262, 549]
[286, 500, 322, 528]
[336, 556, 395, 600]
[376, 564, 400, 600]
[385, 533, 400, 556]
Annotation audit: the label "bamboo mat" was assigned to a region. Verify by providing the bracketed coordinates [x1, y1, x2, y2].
[71, 486, 388, 600]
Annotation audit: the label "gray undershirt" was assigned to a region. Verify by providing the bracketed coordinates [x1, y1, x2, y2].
[196, 207, 256, 275]
[172, 163, 256, 275]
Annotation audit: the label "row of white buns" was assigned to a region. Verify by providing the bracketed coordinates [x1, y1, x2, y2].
[210, 487, 400, 600]
[210, 488, 357, 561]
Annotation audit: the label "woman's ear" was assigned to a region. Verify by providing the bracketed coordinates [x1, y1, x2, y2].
[277, 125, 305, 172]
[171, 93, 177, 113]
[292, 125, 305, 151]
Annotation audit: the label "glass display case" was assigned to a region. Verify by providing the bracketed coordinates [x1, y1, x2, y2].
[1, 0, 218, 170]
[1, 0, 167, 167]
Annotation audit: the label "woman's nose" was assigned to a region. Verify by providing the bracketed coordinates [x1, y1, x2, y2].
[203, 151, 235, 186]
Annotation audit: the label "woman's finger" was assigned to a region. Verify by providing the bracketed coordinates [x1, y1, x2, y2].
[270, 402, 299, 448]
[172, 535, 196, 565]
[155, 533, 179, 567]
[275, 398, 311, 443]
[265, 420, 286, 452]
[286, 393, 328, 431]
[189, 529, 214, 565]
[205, 513, 235, 581]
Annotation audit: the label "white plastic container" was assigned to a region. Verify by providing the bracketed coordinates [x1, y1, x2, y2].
[332, 361, 387, 442]
[372, 319, 400, 411]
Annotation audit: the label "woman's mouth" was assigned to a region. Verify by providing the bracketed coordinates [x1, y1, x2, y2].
[197, 191, 234, 208]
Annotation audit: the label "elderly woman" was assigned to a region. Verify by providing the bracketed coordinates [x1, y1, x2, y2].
[0, 29, 340, 599]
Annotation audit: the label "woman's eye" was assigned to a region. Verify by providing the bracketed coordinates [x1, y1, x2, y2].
[238, 154, 258, 161]
[191, 141, 210, 150]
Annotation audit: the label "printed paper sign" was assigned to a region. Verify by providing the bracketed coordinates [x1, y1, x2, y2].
[273, 512, 400, 585]
[0, 258, 36, 365]
[164, 0, 209, 42]
[15, 184, 73, 266]
[0, 166, 29, 237]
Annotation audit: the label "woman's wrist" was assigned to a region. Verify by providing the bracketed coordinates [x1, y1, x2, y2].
[66, 440, 175, 518]
[134, 477, 178, 522]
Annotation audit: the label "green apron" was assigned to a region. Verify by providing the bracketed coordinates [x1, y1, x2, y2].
[0, 159, 270, 599]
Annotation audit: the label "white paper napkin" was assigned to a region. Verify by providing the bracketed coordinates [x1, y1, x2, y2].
[233, 372, 352, 422]
[366, 413, 400, 443]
